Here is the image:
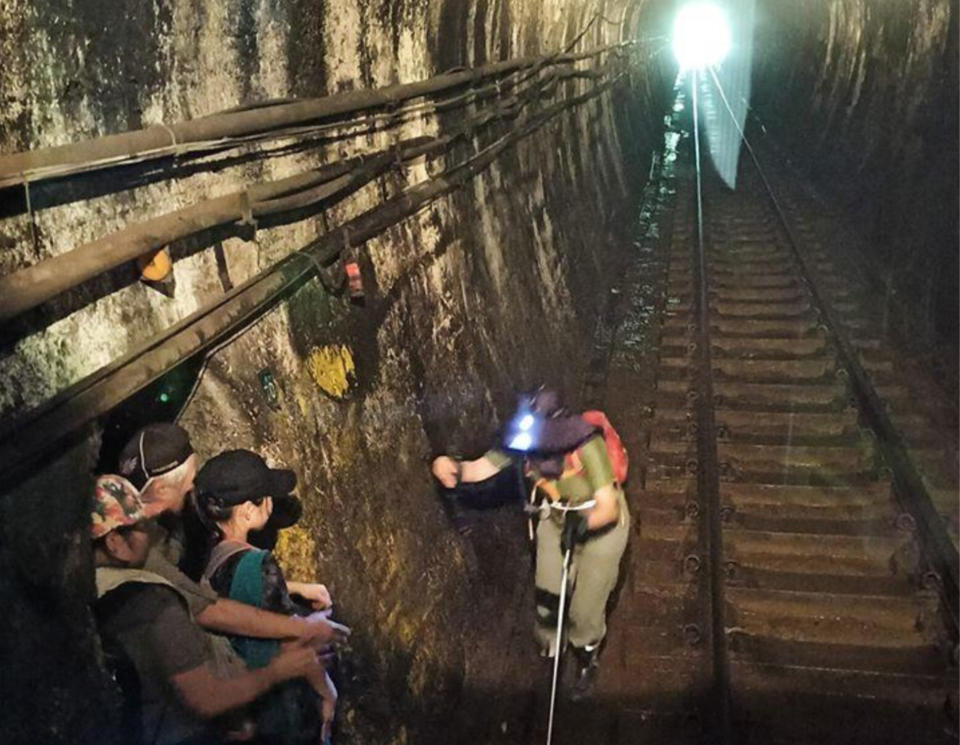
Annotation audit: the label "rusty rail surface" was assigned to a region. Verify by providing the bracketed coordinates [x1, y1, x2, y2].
[689, 68, 731, 744]
[703, 64, 959, 631]
[680, 85, 957, 742]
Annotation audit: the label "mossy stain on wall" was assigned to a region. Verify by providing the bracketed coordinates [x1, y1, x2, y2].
[306, 344, 357, 400]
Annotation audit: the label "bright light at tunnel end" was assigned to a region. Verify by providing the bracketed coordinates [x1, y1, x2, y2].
[672, 2, 732, 71]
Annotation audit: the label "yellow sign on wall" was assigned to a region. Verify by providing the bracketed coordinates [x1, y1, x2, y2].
[306, 344, 356, 399]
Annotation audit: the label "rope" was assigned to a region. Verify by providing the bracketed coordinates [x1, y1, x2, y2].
[237, 191, 258, 235]
[545, 547, 572, 745]
[22, 174, 40, 259]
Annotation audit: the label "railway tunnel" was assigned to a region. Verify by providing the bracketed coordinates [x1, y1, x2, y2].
[0, 1, 957, 744]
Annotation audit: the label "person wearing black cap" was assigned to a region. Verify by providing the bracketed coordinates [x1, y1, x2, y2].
[90, 474, 328, 745]
[431, 388, 629, 700]
[114, 424, 349, 650]
[195, 450, 338, 745]
[119, 421, 199, 513]
[118, 423, 202, 594]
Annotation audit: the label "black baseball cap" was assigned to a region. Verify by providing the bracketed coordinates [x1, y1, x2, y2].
[118, 423, 194, 490]
[195, 450, 301, 529]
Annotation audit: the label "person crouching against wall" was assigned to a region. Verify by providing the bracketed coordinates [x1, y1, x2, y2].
[193, 450, 338, 745]
[91, 474, 328, 745]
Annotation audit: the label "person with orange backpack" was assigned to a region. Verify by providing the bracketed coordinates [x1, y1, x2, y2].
[431, 388, 630, 700]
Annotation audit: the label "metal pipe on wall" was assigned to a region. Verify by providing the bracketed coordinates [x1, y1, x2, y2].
[0, 68, 600, 323]
[0, 45, 627, 189]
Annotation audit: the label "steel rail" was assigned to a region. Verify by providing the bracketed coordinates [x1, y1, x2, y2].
[0, 75, 623, 488]
[705, 65, 959, 635]
[690, 68, 732, 744]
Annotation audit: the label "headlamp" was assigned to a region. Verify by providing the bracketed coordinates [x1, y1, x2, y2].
[505, 408, 542, 452]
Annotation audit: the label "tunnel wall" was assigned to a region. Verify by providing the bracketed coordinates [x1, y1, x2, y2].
[751, 0, 959, 382]
[0, 1, 672, 743]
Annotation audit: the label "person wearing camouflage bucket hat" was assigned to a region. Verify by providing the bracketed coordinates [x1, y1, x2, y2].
[91, 474, 146, 541]
[91, 471, 331, 745]
[91, 474, 153, 574]
[105, 423, 350, 651]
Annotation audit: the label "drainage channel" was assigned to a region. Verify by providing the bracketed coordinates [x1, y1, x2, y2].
[677, 105, 959, 743]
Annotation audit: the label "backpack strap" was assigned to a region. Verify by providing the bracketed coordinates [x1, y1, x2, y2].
[202, 540, 251, 582]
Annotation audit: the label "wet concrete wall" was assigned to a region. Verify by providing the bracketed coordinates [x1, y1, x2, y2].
[0, 1, 672, 743]
[751, 0, 958, 379]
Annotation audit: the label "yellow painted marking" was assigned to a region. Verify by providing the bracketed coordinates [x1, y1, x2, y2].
[306, 344, 356, 399]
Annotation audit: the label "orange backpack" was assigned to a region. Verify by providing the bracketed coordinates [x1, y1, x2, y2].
[564, 410, 628, 485]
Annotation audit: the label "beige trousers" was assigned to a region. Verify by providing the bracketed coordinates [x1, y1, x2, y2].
[533, 493, 629, 652]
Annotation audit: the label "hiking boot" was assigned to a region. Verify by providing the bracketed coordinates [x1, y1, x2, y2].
[568, 645, 599, 701]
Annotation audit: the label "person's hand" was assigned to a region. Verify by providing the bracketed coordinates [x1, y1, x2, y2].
[560, 512, 588, 554]
[268, 642, 322, 683]
[281, 637, 337, 664]
[293, 582, 332, 611]
[299, 615, 351, 646]
[431, 456, 460, 489]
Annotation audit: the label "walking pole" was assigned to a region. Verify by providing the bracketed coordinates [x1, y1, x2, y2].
[543, 501, 595, 744]
[546, 544, 573, 745]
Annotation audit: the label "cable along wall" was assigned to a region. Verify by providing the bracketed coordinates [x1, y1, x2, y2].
[0, 2, 673, 744]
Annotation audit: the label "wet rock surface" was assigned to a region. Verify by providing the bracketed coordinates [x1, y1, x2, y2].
[0, 1, 670, 743]
[752, 0, 958, 391]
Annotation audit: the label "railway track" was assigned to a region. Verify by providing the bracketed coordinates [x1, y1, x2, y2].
[511, 82, 956, 745]
[634, 86, 958, 743]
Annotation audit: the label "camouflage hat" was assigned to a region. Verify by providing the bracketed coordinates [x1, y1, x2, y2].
[91, 474, 146, 540]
